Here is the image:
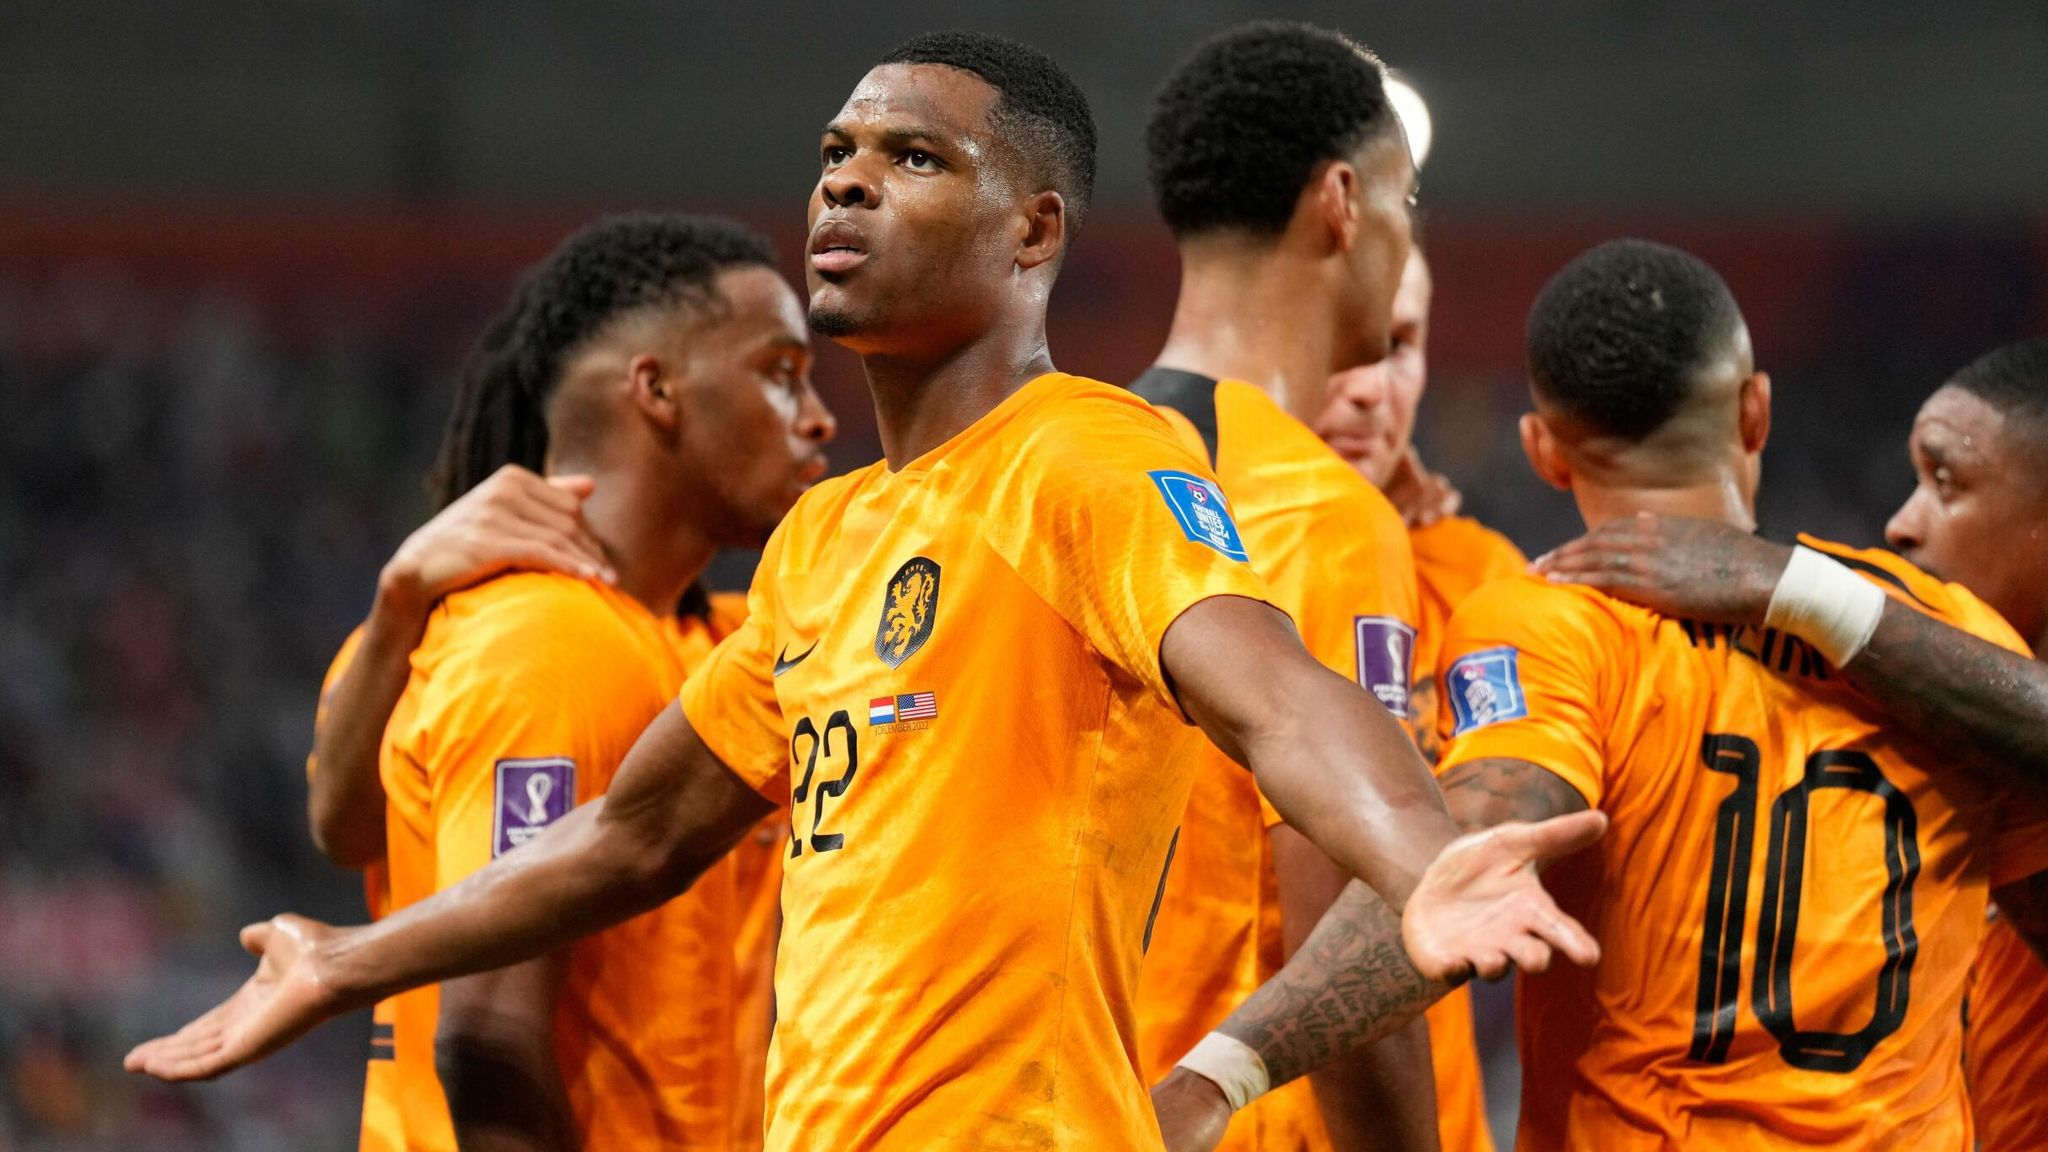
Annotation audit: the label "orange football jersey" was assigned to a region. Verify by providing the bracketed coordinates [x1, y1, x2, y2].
[380, 572, 759, 1151]
[1965, 914, 2048, 1151]
[1407, 515, 1525, 1152]
[309, 629, 404, 1152]
[681, 372, 1277, 1152]
[1131, 371, 1419, 1152]
[1435, 536, 2048, 1150]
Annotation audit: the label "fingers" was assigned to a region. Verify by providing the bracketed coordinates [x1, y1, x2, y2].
[544, 473, 596, 499]
[240, 920, 271, 957]
[125, 1014, 227, 1079]
[1503, 932, 1553, 975]
[1495, 810, 1609, 863]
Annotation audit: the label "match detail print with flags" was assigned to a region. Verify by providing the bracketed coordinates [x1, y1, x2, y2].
[869, 692, 938, 726]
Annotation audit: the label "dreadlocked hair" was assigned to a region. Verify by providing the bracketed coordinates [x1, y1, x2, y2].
[425, 212, 777, 618]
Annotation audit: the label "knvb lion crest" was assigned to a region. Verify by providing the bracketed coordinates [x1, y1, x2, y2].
[874, 556, 941, 668]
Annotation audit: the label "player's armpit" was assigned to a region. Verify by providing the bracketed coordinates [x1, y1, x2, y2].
[1991, 870, 2048, 965]
[126, 704, 772, 1084]
[435, 953, 576, 1152]
[1439, 756, 1591, 834]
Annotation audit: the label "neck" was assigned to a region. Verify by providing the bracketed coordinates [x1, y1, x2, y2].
[862, 315, 1055, 469]
[1571, 470, 1757, 534]
[1152, 242, 1342, 424]
[555, 454, 713, 616]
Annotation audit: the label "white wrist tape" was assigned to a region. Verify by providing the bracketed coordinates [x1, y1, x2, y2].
[1763, 545, 1887, 667]
[1177, 1032, 1271, 1112]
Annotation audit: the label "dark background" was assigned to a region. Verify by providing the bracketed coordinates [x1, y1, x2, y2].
[2, 3, 2045, 1148]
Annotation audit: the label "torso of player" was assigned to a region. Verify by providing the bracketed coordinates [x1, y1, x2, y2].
[377, 573, 751, 1152]
[689, 373, 1269, 1152]
[1439, 546, 2045, 1150]
[1134, 374, 1418, 1152]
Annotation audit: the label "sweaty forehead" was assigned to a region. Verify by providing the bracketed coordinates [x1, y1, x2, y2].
[834, 63, 1000, 143]
[1915, 386, 2009, 463]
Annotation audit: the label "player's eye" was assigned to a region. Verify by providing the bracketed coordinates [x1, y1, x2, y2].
[1932, 465, 1958, 497]
[901, 149, 938, 171]
[822, 145, 852, 167]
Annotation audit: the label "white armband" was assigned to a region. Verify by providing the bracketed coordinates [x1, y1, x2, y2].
[1763, 545, 1887, 667]
[1176, 1032, 1271, 1112]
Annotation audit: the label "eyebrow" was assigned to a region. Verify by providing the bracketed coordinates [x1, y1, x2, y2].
[822, 122, 952, 148]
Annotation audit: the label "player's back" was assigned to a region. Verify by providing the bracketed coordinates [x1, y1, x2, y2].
[1436, 538, 2048, 1150]
[379, 571, 756, 1151]
[1129, 370, 1418, 1152]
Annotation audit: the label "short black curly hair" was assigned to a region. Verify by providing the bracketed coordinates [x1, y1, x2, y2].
[1147, 22, 1397, 239]
[879, 31, 1097, 233]
[1525, 239, 1748, 442]
[1947, 338, 2048, 441]
[427, 212, 776, 511]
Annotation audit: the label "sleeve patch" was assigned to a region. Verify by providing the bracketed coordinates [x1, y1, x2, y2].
[1446, 646, 1530, 735]
[1353, 616, 1417, 717]
[1148, 469, 1249, 562]
[494, 757, 576, 857]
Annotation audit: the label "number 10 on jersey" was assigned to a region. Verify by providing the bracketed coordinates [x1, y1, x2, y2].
[1689, 733, 1920, 1073]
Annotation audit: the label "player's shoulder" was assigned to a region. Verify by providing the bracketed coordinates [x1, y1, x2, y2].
[1797, 533, 2031, 653]
[1451, 569, 1646, 645]
[1023, 371, 1196, 450]
[1411, 515, 1528, 580]
[427, 572, 651, 676]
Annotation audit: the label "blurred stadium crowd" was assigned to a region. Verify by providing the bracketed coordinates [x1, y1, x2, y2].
[0, 214, 2044, 1148]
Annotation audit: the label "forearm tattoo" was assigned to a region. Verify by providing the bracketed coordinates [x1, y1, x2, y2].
[1217, 881, 1445, 1087]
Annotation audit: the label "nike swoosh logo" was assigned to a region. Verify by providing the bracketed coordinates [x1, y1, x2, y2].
[772, 640, 819, 677]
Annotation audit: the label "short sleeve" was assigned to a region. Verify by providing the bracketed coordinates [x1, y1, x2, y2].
[406, 586, 668, 891]
[1433, 578, 1613, 808]
[305, 626, 366, 783]
[680, 530, 791, 801]
[981, 398, 1278, 707]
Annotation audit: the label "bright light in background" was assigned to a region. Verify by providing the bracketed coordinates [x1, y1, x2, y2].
[1386, 74, 1433, 169]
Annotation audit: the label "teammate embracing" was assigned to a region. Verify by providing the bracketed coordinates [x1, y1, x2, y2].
[313, 213, 834, 1152]
[1172, 239, 2048, 1150]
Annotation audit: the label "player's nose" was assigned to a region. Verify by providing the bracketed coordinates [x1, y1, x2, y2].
[1332, 364, 1389, 409]
[821, 159, 880, 210]
[795, 379, 837, 445]
[1884, 494, 1925, 553]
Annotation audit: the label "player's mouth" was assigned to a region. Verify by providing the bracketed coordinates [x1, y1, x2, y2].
[794, 452, 830, 488]
[1322, 429, 1390, 461]
[809, 220, 869, 276]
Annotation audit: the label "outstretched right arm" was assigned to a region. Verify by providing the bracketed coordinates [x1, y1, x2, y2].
[128, 702, 772, 1081]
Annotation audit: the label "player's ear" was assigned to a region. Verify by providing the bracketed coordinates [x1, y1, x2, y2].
[628, 352, 683, 432]
[1737, 371, 1771, 456]
[1307, 159, 1360, 252]
[1520, 411, 1573, 491]
[1014, 189, 1066, 272]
